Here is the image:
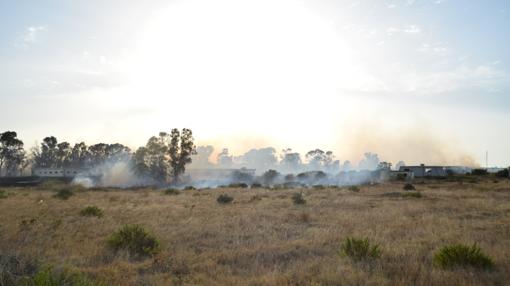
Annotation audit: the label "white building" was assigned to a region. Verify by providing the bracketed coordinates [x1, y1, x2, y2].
[32, 167, 86, 178]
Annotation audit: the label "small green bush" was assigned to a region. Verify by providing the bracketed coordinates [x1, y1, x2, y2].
[29, 267, 98, 286]
[53, 188, 74, 200]
[164, 188, 181, 195]
[433, 243, 494, 270]
[107, 224, 160, 258]
[313, 185, 325, 190]
[292, 192, 306, 205]
[251, 183, 262, 188]
[347, 186, 360, 192]
[80, 206, 103, 218]
[217, 194, 234, 204]
[402, 191, 422, 198]
[403, 183, 416, 191]
[0, 190, 7, 199]
[340, 237, 381, 260]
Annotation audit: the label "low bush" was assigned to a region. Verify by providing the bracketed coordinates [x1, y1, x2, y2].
[403, 183, 416, 191]
[313, 185, 325, 190]
[53, 188, 74, 200]
[107, 224, 160, 258]
[227, 183, 249, 188]
[0, 190, 7, 199]
[0, 254, 99, 286]
[292, 192, 306, 205]
[164, 188, 181, 195]
[0, 254, 38, 285]
[402, 191, 422, 198]
[29, 267, 98, 286]
[433, 243, 494, 270]
[495, 168, 509, 178]
[471, 169, 488, 176]
[217, 194, 234, 204]
[80, 206, 103, 218]
[184, 186, 195, 190]
[251, 183, 262, 188]
[340, 237, 381, 260]
[347, 186, 360, 192]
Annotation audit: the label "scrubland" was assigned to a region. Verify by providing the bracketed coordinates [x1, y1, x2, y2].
[1, 178, 509, 285]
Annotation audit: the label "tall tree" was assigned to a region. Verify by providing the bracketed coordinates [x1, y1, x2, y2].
[280, 148, 302, 173]
[56, 142, 72, 167]
[0, 131, 26, 176]
[169, 128, 196, 182]
[33, 136, 59, 168]
[134, 132, 170, 183]
[70, 142, 89, 168]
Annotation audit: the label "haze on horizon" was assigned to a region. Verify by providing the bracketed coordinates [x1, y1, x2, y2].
[1, 0, 509, 166]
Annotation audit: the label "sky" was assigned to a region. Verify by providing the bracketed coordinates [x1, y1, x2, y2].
[0, 0, 509, 167]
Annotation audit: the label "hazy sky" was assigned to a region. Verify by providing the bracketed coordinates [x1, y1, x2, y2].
[1, 0, 509, 166]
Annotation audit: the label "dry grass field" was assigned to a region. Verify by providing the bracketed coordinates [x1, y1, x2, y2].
[1, 178, 510, 285]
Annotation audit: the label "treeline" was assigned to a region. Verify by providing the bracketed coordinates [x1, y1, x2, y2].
[0, 129, 196, 183]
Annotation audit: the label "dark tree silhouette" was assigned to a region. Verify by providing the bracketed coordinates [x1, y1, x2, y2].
[169, 128, 197, 182]
[0, 131, 26, 176]
[33, 136, 59, 168]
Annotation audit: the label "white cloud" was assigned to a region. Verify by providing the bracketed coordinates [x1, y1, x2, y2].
[394, 64, 510, 95]
[403, 25, 421, 34]
[418, 43, 448, 55]
[15, 25, 47, 49]
[386, 25, 421, 36]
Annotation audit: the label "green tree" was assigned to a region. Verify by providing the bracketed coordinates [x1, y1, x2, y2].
[33, 136, 59, 168]
[134, 132, 171, 183]
[169, 128, 197, 182]
[134, 129, 196, 184]
[0, 131, 26, 176]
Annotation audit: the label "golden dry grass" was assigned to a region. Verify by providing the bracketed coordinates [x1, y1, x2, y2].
[1, 178, 509, 285]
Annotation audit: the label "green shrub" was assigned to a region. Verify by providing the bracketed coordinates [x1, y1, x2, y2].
[495, 168, 509, 178]
[433, 243, 494, 270]
[53, 188, 74, 200]
[471, 169, 488, 176]
[29, 267, 97, 286]
[164, 188, 181, 195]
[347, 186, 360, 192]
[402, 191, 422, 198]
[403, 183, 416, 191]
[217, 194, 234, 204]
[0, 190, 7, 199]
[251, 183, 262, 188]
[292, 192, 306, 205]
[107, 224, 160, 258]
[184, 186, 195, 190]
[340, 237, 381, 260]
[80, 206, 103, 218]
[227, 183, 249, 188]
[313, 185, 325, 190]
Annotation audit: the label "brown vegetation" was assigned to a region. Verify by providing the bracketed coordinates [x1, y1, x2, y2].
[0, 179, 509, 285]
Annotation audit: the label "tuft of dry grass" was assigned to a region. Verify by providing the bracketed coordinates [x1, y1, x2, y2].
[0, 180, 509, 285]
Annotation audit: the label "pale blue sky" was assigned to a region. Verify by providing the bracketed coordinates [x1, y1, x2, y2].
[1, 0, 509, 166]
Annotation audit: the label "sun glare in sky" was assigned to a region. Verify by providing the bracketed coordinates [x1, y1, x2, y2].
[1, 0, 509, 166]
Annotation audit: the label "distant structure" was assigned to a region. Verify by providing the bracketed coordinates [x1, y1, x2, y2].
[399, 164, 447, 178]
[32, 167, 86, 178]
